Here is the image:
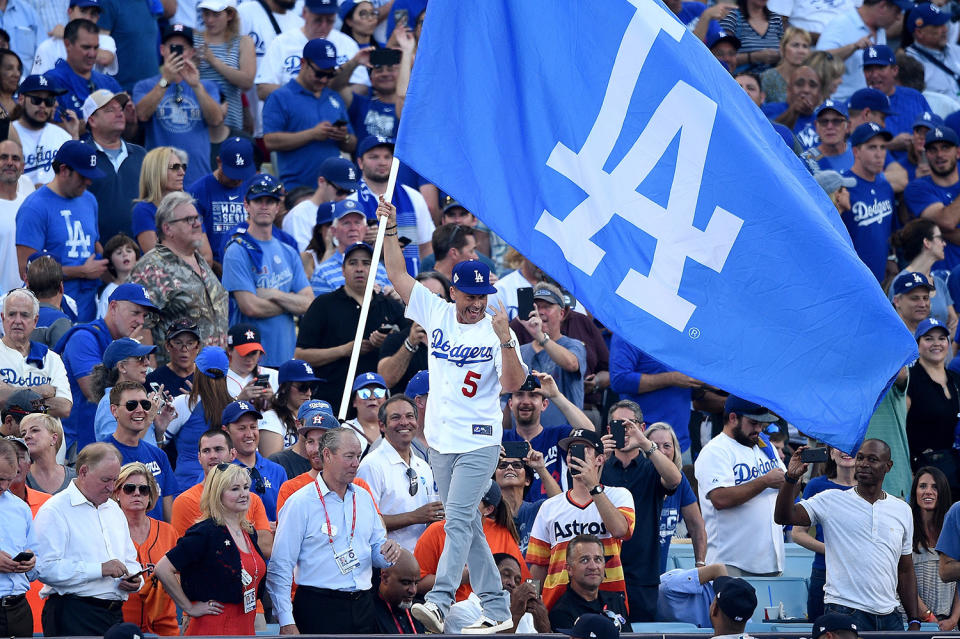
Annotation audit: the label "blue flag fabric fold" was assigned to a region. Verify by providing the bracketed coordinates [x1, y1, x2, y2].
[395, 0, 918, 453]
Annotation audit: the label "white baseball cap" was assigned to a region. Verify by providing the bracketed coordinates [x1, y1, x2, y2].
[197, 0, 236, 11]
[81, 89, 128, 120]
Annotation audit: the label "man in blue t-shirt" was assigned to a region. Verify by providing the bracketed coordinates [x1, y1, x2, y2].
[223, 400, 287, 521]
[133, 23, 223, 188]
[187, 136, 257, 263]
[842, 122, 895, 281]
[98, 0, 161, 93]
[862, 45, 932, 163]
[44, 19, 122, 122]
[222, 174, 314, 367]
[904, 125, 960, 270]
[108, 381, 178, 521]
[263, 37, 357, 189]
[15, 140, 107, 322]
[801, 100, 854, 173]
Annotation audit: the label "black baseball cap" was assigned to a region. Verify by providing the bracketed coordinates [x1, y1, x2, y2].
[558, 428, 603, 454]
[714, 576, 758, 623]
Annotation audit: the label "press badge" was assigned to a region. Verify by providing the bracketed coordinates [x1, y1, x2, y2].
[243, 588, 256, 614]
[335, 548, 360, 574]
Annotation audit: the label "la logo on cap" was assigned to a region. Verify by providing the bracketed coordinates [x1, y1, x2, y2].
[366, 373, 375, 380]
[235, 153, 245, 166]
[239, 402, 250, 410]
[304, 363, 314, 374]
[868, 47, 876, 57]
[347, 167, 356, 180]
[326, 45, 335, 57]
[914, 274, 923, 283]
[39, 76, 47, 86]
[936, 128, 944, 138]
[474, 270, 484, 283]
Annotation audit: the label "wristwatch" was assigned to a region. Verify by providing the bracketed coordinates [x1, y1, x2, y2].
[644, 442, 659, 457]
[158, 78, 169, 89]
[501, 339, 517, 349]
[589, 484, 605, 496]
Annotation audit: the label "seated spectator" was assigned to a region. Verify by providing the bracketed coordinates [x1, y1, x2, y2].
[548, 534, 628, 632]
[761, 27, 811, 102]
[130, 146, 190, 254]
[719, 0, 784, 73]
[11, 74, 72, 187]
[526, 429, 635, 609]
[909, 467, 958, 629]
[344, 371, 389, 455]
[709, 577, 758, 637]
[223, 399, 286, 521]
[807, 50, 847, 100]
[889, 219, 955, 329]
[145, 319, 199, 397]
[656, 564, 730, 627]
[19, 413, 75, 494]
[801, 100, 853, 172]
[133, 24, 224, 188]
[44, 19, 122, 119]
[373, 549, 427, 634]
[113, 461, 178, 635]
[419, 200, 498, 273]
[895, 111, 942, 184]
[225, 323, 278, 401]
[92, 337, 160, 443]
[0, 387, 39, 437]
[32, 0, 118, 77]
[95, 234, 141, 319]
[258, 358, 316, 458]
[194, 0, 255, 136]
[165, 346, 234, 489]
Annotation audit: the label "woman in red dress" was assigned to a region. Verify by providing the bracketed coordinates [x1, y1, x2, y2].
[154, 463, 266, 635]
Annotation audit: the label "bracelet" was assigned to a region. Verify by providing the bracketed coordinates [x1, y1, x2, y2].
[403, 338, 418, 353]
[385, 231, 398, 237]
[908, 620, 922, 626]
[695, 561, 706, 567]
[784, 474, 799, 484]
[386, 224, 397, 230]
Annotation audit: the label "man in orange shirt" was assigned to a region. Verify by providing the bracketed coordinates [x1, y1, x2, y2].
[170, 428, 274, 557]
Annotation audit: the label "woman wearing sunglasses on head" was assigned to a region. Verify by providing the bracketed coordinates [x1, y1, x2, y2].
[93, 338, 172, 444]
[114, 462, 179, 635]
[344, 372, 389, 456]
[154, 463, 266, 636]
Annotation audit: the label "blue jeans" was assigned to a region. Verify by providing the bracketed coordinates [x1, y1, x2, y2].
[824, 603, 903, 631]
[807, 566, 826, 620]
[427, 445, 510, 622]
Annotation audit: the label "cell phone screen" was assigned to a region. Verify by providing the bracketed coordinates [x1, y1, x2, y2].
[568, 443, 586, 475]
[608, 420, 627, 449]
[502, 441, 530, 460]
[517, 287, 535, 320]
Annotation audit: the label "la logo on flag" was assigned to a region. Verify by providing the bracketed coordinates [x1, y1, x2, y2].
[395, 0, 917, 453]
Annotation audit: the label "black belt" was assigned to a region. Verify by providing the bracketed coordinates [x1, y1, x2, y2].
[298, 585, 370, 601]
[0, 594, 25, 608]
[54, 594, 124, 611]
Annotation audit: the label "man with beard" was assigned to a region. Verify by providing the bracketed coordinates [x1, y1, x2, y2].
[12, 75, 73, 187]
[373, 550, 426, 634]
[775, 440, 921, 631]
[694, 396, 786, 577]
[904, 125, 960, 270]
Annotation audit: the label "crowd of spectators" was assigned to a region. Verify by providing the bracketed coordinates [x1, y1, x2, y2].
[5, 0, 960, 636]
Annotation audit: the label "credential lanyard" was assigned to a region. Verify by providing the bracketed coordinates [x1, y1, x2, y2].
[315, 479, 357, 546]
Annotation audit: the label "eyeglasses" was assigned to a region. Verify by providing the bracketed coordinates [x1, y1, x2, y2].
[406, 467, 419, 496]
[168, 214, 201, 226]
[306, 59, 337, 79]
[216, 462, 265, 494]
[931, 234, 946, 243]
[497, 460, 524, 470]
[817, 117, 846, 127]
[356, 387, 387, 400]
[355, 9, 377, 18]
[335, 187, 355, 197]
[124, 355, 149, 365]
[121, 483, 150, 496]
[291, 382, 313, 393]
[26, 95, 56, 107]
[168, 338, 199, 351]
[167, 163, 187, 173]
[118, 399, 152, 411]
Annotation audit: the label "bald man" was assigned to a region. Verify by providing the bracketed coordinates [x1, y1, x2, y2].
[374, 549, 425, 634]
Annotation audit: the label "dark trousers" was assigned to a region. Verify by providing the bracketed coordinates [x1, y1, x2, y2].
[807, 567, 827, 620]
[42, 593, 124, 637]
[293, 586, 376, 634]
[0, 595, 32, 637]
[626, 584, 659, 622]
[825, 603, 903, 631]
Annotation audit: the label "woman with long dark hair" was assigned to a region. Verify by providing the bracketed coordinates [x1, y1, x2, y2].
[257, 360, 314, 458]
[720, 0, 784, 72]
[890, 218, 957, 331]
[910, 467, 959, 629]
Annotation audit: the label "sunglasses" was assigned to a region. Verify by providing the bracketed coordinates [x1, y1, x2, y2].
[121, 483, 150, 496]
[121, 399, 152, 411]
[26, 95, 56, 107]
[291, 382, 313, 393]
[335, 187, 355, 197]
[215, 462, 266, 494]
[497, 460, 524, 471]
[406, 467, 419, 496]
[167, 162, 188, 173]
[764, 424, 781, 435]
[356, 387, 387, 400]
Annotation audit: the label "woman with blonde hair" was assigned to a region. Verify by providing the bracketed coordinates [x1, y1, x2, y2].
[114, 462, 179, 635]
[195, 0, 255, 135]
[154, 463, 266, 636]
[131, 146, 187, 251]
[761, 27, 812, 102]
[805, 51, 846, 100]
[814, 170, 854, 214]
[19, 413, 75, 494]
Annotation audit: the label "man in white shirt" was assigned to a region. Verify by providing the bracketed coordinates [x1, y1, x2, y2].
[905, 4, 960, 98]
[0, 289, 72, 417]
[357, 395, 441, 552]
[31, 0, 118, 77]
[694, 395, 786, 576]
[33, 442, 141, 635]
[0, 140, 30, 297]
[12, 75, 74, 187]
[775, 439, 922, 631]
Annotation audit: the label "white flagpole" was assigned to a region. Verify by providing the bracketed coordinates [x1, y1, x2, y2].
[337, 156, 401, 420]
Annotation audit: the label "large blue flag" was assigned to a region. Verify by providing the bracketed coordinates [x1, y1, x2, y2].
[395, 0, 917, 453]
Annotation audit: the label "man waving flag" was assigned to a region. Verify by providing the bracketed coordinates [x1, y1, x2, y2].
[395, 0, 917, 453]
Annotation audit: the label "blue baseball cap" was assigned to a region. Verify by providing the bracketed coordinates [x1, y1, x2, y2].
[338, 0, 359, 19]
[850, 121, 892, 146]
[109, 282, 157, 310]
[316, 201, 336, 226]
[279, 359, 322, 384]
[196, 346, 229, 378]
[332, 198, 364, 221]
[55, 140, 105, 179]
[219, 136, 256, 181]
[913, 110, 944, 130]
[705, 22, 741, 50]
[451, 260, 497, 295]
[893, 270, 936, 295]
[69, 0, 101, 7]
[925, 125, 959, 147]
[910, 2, 950, 31]
[319, 157, 360, 191]
[303, 38, 338, 69]
[246, 173, 283, 200]
[221, 400, 263, 426]
[26, 250, 58, 265]
[352, 371, 387, 392]
[862, 44, 896, 67]
[18, 74, 65, 96]
[103, 338, 157, 370]
[304, 0, 337, 14]
[814, 99, 848, 119]
[916, 317, 949, 340]
[847, 88, 895, 115]
[343, 241, 373, 261]
[356, 135, 395, 159]
[405, 370, 429, 398]
[724, 395, 779, 422]
[297, 399, 337, 434]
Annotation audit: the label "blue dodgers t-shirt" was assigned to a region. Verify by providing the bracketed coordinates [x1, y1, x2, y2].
[132, 76, 221, 188]
[130, 201, 158, 240]
[221, 234, 310, 367]
[262, 80, 353, 189]
[905, 176, 960, 269]
[502, 424, 570, 502]
[187, 174, 248, 263]
[348, 93, 398, 139]
[761, 103, 818, 150]
[109, 436, 179, 519]
[806, 147, 854, 173]
[658, 473, 697, 574]
[840, 168, 894, 281]
[514, 499, 544, 555]
[16, 186, 101, 321]
[60, 319, 112, 450]
[45, 59, 122, 119]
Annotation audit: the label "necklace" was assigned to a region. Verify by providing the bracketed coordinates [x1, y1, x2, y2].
[854, 485, 886, 502]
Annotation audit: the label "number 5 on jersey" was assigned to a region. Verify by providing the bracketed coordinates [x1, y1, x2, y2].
[462, 371, 481, 397]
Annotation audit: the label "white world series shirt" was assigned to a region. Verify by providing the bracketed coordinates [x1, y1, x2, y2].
[405, 281, 524, 454]
[0, 339, 72, 402]
[695, 432, 785, 574]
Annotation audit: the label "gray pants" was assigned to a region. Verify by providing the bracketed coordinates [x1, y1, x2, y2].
[428, 445, 510, 621]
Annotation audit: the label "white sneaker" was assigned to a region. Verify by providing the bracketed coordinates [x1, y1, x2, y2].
[412, 601, 445, 633]
[462, 616, 513, 634]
